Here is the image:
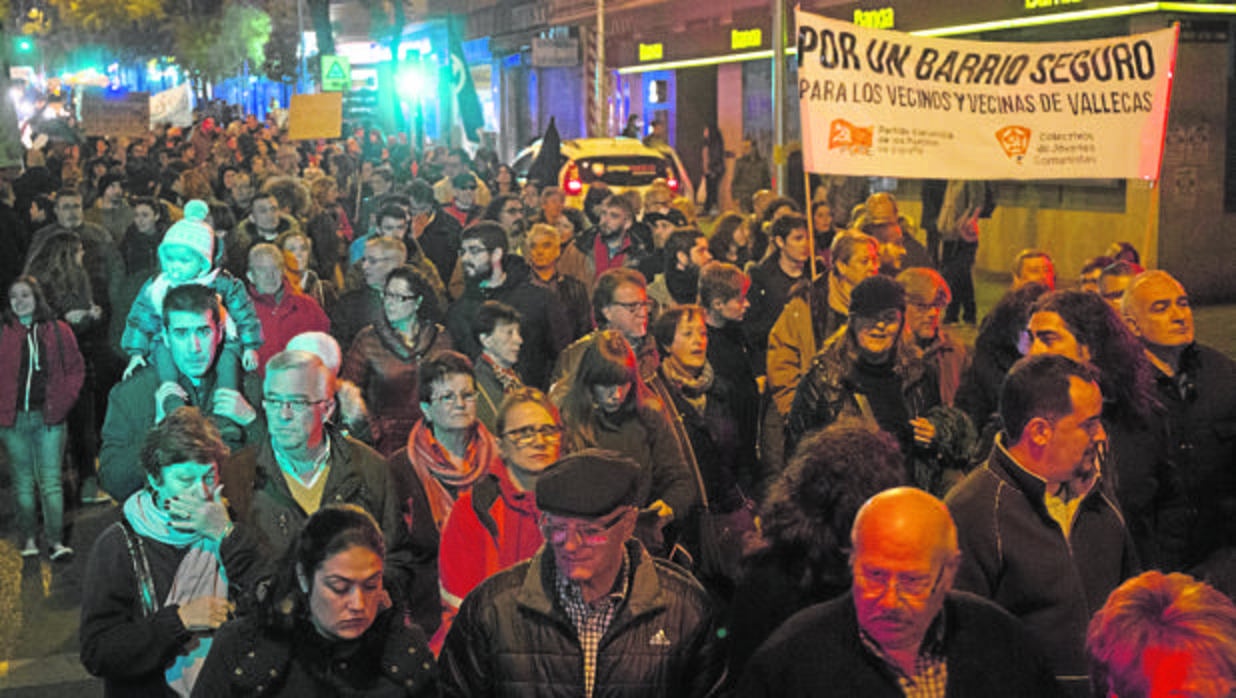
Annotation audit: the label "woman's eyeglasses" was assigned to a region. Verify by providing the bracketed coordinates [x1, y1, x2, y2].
[501, 424, 563, 446]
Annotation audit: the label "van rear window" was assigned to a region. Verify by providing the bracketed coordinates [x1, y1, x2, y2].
[577, 157, 669, 186]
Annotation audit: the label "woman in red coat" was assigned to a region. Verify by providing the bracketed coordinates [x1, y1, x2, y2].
[0, 276, 85, 559]
[431, 387, 561, 652]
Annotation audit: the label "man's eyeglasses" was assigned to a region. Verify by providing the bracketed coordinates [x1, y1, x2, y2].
[502, 206, 524, 216]
[459, 244, 489, 256]
[610, 299, 654, 314]
[429, 390, 478, 405]
[383, 291, 419, 304]
[263, 397, 330, 414]
[853, 565, 944, 602]
[540, 508, 629, 546]
[502, 424, 563, 446]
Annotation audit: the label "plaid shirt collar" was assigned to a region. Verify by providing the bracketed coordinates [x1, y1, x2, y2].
[859, 608, 949, 698]
[554, 547, 631, 698]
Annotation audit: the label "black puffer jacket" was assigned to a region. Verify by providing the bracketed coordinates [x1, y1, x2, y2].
[438, 540, 724, 698]
[192, 607, 437, 697]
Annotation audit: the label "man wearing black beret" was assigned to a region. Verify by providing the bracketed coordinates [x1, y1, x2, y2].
[438, 449, 725, 698]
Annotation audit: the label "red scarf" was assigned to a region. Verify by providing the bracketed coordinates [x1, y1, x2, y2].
[406, 419, 503, 530]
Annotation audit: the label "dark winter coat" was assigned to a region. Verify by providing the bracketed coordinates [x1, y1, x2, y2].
[945, 440, 1138, 694]
[445, 254, 572, 390]
[217, 429, 423, 624]
[341, 320, 452, 456]
[191, 607, 437, 698]
[737, 591, 1065, 698]
[438, 540, 725, 698]
[80, 521, 265, 697]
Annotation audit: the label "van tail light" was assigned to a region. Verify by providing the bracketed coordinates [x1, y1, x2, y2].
[666, 175, 680, 193]
[564, 162, 584, 196]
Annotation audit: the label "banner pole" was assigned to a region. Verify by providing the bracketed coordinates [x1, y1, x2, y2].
[804, 165, 818, 280]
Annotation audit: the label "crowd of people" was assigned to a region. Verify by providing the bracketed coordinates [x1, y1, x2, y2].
[0, 109, 1233, 697]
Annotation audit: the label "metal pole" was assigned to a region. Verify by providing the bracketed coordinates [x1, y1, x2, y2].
[297, 0, 308, 92]
[595, 0, 605, 136]
[771, 0, 786, 195]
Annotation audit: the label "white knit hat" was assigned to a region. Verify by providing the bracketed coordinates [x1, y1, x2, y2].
[159, 200, 214, 274]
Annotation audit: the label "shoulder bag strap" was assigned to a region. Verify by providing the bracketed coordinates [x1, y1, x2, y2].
[117, 519, 160, 617]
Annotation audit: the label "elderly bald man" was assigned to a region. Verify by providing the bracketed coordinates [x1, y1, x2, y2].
[739, 487, 1063, 697]
[1122, 271, 1236, 589]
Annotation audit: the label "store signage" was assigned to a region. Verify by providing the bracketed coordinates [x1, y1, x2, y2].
[1024, 0, 1083, 9]
[532, 37, 580, 67]
[731, 28, 763, 50]
[796, 7, 1178, 180]
[639, 42, 664, 61]
[853, 8, 895, 29]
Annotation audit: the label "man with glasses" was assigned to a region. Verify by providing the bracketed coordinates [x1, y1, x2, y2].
[218, 349, 420, 621]
[550, 267, 672, 399]
[1098, 260, 1141, 314]
[446, 222, 571, 390]
[740, 487, 1064, 697]
[946, 354, 1136, 697]
[864, 193, 934, 272]
[390, 350, 504, 634]
[100, 285, 261, 501]
[439, 449, 724, 698]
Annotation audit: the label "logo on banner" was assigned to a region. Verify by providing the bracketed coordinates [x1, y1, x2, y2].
[829, 119, 873, 155]
[996, 125, 1032, 163]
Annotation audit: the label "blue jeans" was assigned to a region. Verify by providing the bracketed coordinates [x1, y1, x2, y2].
[1, 411, 67, 544]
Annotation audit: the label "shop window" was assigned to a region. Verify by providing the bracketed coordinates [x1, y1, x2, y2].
[647, 79, 669, 105]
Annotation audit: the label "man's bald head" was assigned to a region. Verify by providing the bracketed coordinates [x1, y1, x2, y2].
[852, 487, 959, 566]
[1122, 270, 1194, 349]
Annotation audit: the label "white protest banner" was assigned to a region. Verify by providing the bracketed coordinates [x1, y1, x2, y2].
[149, 83, 194, 128]
[796, 8, 1178, 180]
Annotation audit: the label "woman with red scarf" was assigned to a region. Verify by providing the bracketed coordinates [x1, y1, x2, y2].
[388, 351, 504, 636]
